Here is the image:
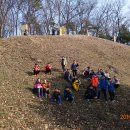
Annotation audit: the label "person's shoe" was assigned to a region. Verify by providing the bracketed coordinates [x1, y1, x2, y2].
[111, 100, 116, 103]
[40, 98, 43, 101]
[66, 98, 68, 101]
[94, 96, 97, 99]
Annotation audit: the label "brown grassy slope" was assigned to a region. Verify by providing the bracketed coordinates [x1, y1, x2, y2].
[0, 35, 130, 130]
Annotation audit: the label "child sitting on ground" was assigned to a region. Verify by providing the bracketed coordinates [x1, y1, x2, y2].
[84, 86, 97, 101]
[33, 63, 40, 76]
[64, 69, 72, 82]
[64, 87, 74, 102]
[44, 63, 52, 74]
[83, 66, 91, 79]
[72, 77, 81, 91]
[51, 88, 62, 105]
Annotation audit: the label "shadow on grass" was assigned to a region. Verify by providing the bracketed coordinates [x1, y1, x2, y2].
[26, 87, 33, 93]
[52, 68, 62, 73]
[25, 71, 34, 76]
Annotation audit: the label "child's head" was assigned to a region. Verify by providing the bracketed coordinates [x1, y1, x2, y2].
[73, 60, 76, 63]
[105, 70, 108, 73]
[98, 68, 101, 71]
[37, 78, 41, 82]
[65, 87, 69, 90]
[88, 66, 90, 69]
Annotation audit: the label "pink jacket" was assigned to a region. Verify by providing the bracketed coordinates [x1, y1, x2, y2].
[34, 83, 42, 88]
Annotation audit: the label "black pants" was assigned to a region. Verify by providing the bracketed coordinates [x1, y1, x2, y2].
[61, 65, 66, 72]
[34, 70, 40, 75]
[72, 70, 77, 77]
[109, 91, 115, 101]
[46, 69, 51, 74]
[114, 84, 120, 89]
[98, 88, 107, 101]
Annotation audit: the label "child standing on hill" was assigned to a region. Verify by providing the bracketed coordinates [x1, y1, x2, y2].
[97, 76, 108, 101]
[91, 75, 99, 93]
[113, 76, 120, 89]
[71, 60, 79, 77]
[60, 56, 67, 72]
[33, 63, 40, 76]
[108, 78, 115, 102]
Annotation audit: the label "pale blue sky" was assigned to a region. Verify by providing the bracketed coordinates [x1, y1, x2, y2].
[98, 0, 130, 13]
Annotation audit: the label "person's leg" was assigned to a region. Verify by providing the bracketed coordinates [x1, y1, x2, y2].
[102, 89, 107, 101]
[37, 88, 40, 97]
[111, 92, 115, 101]
[43, 88, 46, 97]
[64, 91, 67, 100]
[40, 88, 43, 97]
[67, 76, 71, 82]
[34, 70, 36, 75]
[49, 69, 52, 74]
[115, 84, 119, 89]
[75, 70, 77, 77]
[97, 89, 101, 99]
[72, 70, 75, 77]
[62, 65, 65, 72]
[46, 90, 50, 98]
[68, 95, 74, 102]
[57, 95, 62, 105]
[108, 91, 112, 101]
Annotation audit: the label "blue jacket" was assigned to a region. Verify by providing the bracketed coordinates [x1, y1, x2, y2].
[99, 79, 108, 90]
[71, 63, 79, 70]
[64, 90, 73, 99]
[108, 81, 115, 92]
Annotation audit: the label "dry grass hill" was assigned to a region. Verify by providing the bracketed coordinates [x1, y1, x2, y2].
[0, 35, 130, 130]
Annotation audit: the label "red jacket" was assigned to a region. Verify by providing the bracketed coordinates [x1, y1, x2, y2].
[34, 65, 40, 71]
[44, 64, 51, 70]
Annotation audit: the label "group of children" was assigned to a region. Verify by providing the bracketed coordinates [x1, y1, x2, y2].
[83, 67, 120, 102]
[33, 63, 52, 76]
[32, 56, 120, 104]
[33, 78, 74, 105]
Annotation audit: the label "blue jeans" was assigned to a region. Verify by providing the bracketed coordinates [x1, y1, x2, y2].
[37, 88, 43, 97]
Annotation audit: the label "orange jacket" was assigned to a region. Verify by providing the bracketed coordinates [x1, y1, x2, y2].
[91, 75, 99, 88]
[41, 83, 47, 89]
